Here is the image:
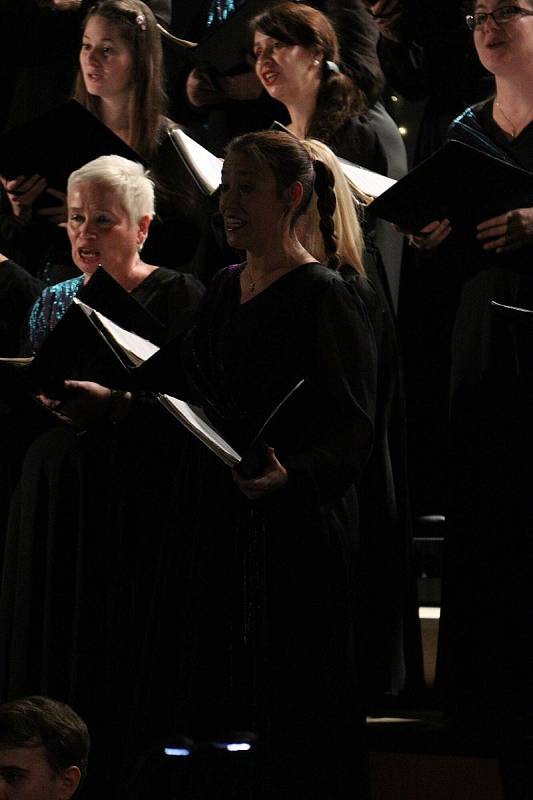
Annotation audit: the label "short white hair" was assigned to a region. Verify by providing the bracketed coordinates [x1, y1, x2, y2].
[67, 154, 155, 222]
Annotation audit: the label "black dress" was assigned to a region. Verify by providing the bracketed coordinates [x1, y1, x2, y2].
[435, 101, 533, 729]
[0, 266, 204, 794]
[136, 261, 377, 798]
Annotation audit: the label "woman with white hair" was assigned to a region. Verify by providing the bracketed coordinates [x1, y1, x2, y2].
[0, 0, 201, 279]
[0, 153, 203, 794]
[28, 153, 202, 353]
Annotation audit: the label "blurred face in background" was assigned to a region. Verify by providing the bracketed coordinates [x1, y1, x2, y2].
[472, 1, 533, 75]
[0, 745, 80, 800]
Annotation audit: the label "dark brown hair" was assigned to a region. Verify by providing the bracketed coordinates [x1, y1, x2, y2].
[0, 696, 90, 784]
[250, 2, 364, 144]
[225, 130, 340, 269]
[73, 0, 165, 160]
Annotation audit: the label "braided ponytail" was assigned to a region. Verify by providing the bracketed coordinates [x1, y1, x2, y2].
[313, 159, 341, 271]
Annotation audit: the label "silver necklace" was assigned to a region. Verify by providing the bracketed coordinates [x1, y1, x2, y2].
[246, 264, 257, 293]
[494, 97, 533, 138]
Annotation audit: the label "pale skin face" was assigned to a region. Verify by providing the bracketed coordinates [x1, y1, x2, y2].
[0, 746, 80, 800]
[219, 151, 292, 257]
[472, 1, 533, 76]
[253, 31, 321, 108]
[67, 181, 149, 279]
[219, 150, 312, 499]
[39, 180, 149, 422]
[80, 16, 134, 103]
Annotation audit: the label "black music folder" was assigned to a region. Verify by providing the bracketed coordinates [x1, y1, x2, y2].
[1, 303, 131, 401]
[0, 268, 163, 399]
[0, 100, 147, 193]
[77, 267, 166, 346]
[9, 297, 303, 475]
[158, 0, 278, 73]
[369, 139, 533, 235]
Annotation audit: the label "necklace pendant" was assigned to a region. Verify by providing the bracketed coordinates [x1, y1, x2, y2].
[249, 281, 255, 292]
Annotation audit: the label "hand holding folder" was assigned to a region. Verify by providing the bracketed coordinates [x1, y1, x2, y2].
[73, 301, 304, 476]
[1, 278, 304, 477]
[0, 268, 164, 401]
[0, 101, 147, 210]
[369, 139, 533, 239]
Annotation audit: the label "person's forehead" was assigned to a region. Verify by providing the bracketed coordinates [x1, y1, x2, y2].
[68, 182, 122, 210]
[474, 0, 511, 10]
[0, 745, 50, 770]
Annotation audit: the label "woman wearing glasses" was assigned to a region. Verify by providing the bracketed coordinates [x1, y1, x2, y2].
[419, 2, 533, 738]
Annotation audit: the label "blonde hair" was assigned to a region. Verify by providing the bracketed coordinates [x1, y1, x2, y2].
[68, 154, 155, 222]
[299, 139, 366, 276]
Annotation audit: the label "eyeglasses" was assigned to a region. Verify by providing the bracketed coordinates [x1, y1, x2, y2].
[466, 5, 533, 30]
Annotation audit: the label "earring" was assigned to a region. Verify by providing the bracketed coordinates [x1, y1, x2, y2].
[313, 58, 320, 65]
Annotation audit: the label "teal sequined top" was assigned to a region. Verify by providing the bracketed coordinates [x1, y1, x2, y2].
[28, 276, 84, 353]
[206, 0, 240, 27]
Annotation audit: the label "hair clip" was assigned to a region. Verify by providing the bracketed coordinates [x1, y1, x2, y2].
[135, 12, 147, 30]
[325, 60, 340, 74]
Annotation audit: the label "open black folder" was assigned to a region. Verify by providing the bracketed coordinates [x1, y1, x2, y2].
[2, 290, 303, 476]
[167, 128, 222, 195]
[0, 100, 147, 206]
[491, 300, 533, 386]
[369, 139, 533, 234]
[73, 303, 304, 476]
[0, 268, 164, 400]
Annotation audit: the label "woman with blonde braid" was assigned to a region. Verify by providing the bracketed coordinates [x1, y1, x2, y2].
[129, 130, 377, 798]
[299, 138, 422, 703]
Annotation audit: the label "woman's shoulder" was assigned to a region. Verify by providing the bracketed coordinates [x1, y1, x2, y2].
[147, 265, 204, 290]
[36, 275, 84, 304]
[449, 99, 491, 138]
[299, 261, 345, 285]
[298, 263, 373, 313]
[29, 275, 83, 351]
[330, 114, 388, 174]
[212, 262, 245, 283]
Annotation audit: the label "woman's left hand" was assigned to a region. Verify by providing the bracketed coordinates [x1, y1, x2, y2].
[37, 380, 130, 427]
[477, 208, 533, 253]
[400, 218, 452, 250]
[232, 446, 288, 500]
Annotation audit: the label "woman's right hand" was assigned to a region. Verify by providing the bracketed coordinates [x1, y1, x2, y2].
[186, 67, 226, 108]
[37, 381, 131, 427]
[232, 447, 288, 500]
[1, 174, 47, 224]
[397, 218, 452, 251]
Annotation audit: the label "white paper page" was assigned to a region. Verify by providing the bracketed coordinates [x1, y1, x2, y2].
[338, 157, 396, 198]
[169, 128, 223, 195]
[74, 299, 160, 366]
[0, 357, 33, 365]
[159, 394, 241, 467]
[491, 300, 533, 315]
